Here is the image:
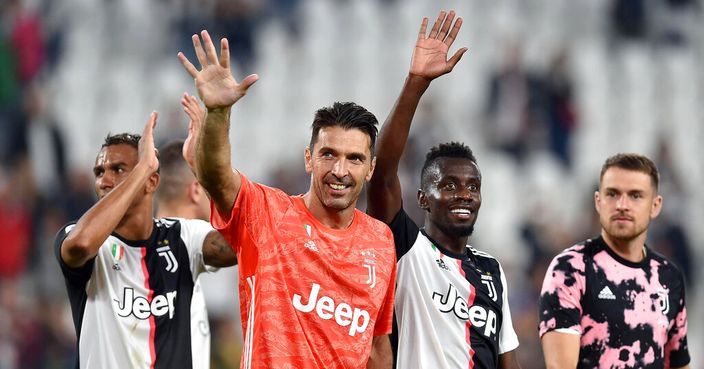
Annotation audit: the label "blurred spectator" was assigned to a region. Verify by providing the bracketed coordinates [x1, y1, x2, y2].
[610, 0, 649, 42]
[541, 49, 578, 168]
[0, 166, 32, 279]
[485, 41, 544, 164]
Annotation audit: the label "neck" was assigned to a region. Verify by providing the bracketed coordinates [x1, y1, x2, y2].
[601, 230, 647, 263]
[302, 192, 355, 230]
[424, 219, 470, 255]
[115, 205, 154, 241]
[156, 202, 199, 220]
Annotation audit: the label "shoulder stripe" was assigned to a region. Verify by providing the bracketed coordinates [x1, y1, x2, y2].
[468, 247, 497, 260]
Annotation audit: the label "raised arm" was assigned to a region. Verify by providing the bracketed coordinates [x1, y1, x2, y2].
[178, 30, 259, 218]
[181, 92, 205, 177]
[367, 10, 467, 223]
[60, 113, 160, 268]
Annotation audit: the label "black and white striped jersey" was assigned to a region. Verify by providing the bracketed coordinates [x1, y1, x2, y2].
[55, 218, 216, 369]
[389, 209, 519, 369]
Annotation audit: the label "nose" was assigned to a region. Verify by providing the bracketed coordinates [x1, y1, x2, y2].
[331, 159, 349, 178]
[615, 194, 629, 210]
[455, 186, 472, 201]
[97, 172, 115, 191]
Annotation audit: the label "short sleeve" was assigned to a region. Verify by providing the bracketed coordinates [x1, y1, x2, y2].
[665, 271, 690, 368]
[497, 262, 519, 353]
[374, 229, 397, 336]
[209, 174, 291, 276]
[387, 208, 420, 260]
[177, 218, 217, 280]
[54, 222, 95, 287]
[538, 250, 586, 337]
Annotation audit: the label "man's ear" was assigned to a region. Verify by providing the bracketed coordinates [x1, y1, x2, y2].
[145, 173, 160, 194]
[594, 190, 600, 213]
[188, 181, 203, 204]
[366, 156, 377, 182]
[417, 189, 429, 211]
[650, 194, 663, 219]
[304, 146, 313, 174]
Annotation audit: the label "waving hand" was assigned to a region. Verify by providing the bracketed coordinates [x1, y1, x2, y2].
[180, 93, 203, 175]
[410, 11, 467, 80]
[178, 31, 259, 110]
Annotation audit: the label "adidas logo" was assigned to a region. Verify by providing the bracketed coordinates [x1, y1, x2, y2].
[436, 258, 450, 271]
[304, 240, 319, 252]
[598, 286, 616, 300]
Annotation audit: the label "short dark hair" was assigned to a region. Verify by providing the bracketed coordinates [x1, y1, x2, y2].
[155, 140, 191, 203]
[600, 153, 659, 191]
[420, 142, 477, 189]
[102, 133, 140, 149]
[310, 102, 379, 152]
[100, 132, 158, 173]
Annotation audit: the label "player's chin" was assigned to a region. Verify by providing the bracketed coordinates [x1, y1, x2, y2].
[323, 196, 354, 211]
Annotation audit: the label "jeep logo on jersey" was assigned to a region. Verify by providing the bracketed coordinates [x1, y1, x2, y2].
[114, 288, 177, 320]
[292, 283, 370, 337]
[157, 245, 178, 273]
[432, 283, 497, 337]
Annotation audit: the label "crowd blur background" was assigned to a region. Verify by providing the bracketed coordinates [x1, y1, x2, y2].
[1, 0, 702, 368]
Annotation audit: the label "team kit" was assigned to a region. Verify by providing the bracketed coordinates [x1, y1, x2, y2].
[55, 9, 690, 369]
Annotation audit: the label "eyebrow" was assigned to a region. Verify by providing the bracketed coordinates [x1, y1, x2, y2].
[603, 187, 645, 194]
[93, 161, 128, 173]
[318, 146, 368, 162]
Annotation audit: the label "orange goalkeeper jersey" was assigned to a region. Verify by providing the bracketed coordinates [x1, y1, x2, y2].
[211, 174, 396, 369]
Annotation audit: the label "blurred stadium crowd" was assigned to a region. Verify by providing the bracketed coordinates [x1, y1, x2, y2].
[0, 0, 702, 368]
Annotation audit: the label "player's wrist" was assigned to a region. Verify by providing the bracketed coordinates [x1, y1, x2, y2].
[404, 74, 432, 94]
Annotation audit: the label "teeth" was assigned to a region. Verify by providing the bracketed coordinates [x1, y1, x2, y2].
[450, 209, 472, 214]
[330, 183, 346, 190]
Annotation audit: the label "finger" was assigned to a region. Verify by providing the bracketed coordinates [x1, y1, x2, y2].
[178, 52, 198, 78]
[240, 74, 260, 92]
[188, 94, 201, 109]
[219, 38, 230, 70]
[192, 34, 208, 69]
[444, 17, 463, 46]
[447, 47, 468, 71]
[437, 10, 455, 40]
[417, 17, 428, 40]
[201, 30, 220, 66]
[143, 111, 158, 135]
[428, 11, 446, 39]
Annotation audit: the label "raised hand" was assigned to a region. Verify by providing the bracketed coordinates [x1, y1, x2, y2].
[410, 10, 468, 80]
[178, 30, 259, 110]
[138, 111, 160, 173]
[181, 93, 204, 174]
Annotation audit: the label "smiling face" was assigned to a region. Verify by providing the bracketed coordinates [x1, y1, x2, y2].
[419, 157, 481, 239]
[595, 167, 662, 243]
[304, 126, 376, 213]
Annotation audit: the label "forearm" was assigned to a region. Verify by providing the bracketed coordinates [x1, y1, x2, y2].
[196, 107, 239, 215]
[375, 74, 431, 173]
[366, 335, 392, 369]
[62, 165, 152, 266]
[367, 75, 431, 221]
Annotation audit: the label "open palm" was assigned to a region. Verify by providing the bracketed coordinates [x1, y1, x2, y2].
[178, 31, 259, 110]
[410, 11, 467, 80]
[180, 93, 203, 174]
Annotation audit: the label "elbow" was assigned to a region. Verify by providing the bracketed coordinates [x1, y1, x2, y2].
[61, 236, 94, 266]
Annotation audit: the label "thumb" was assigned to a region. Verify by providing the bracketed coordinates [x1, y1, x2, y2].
[447, 47, 469, 71]
[240, 74, 260, 92]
